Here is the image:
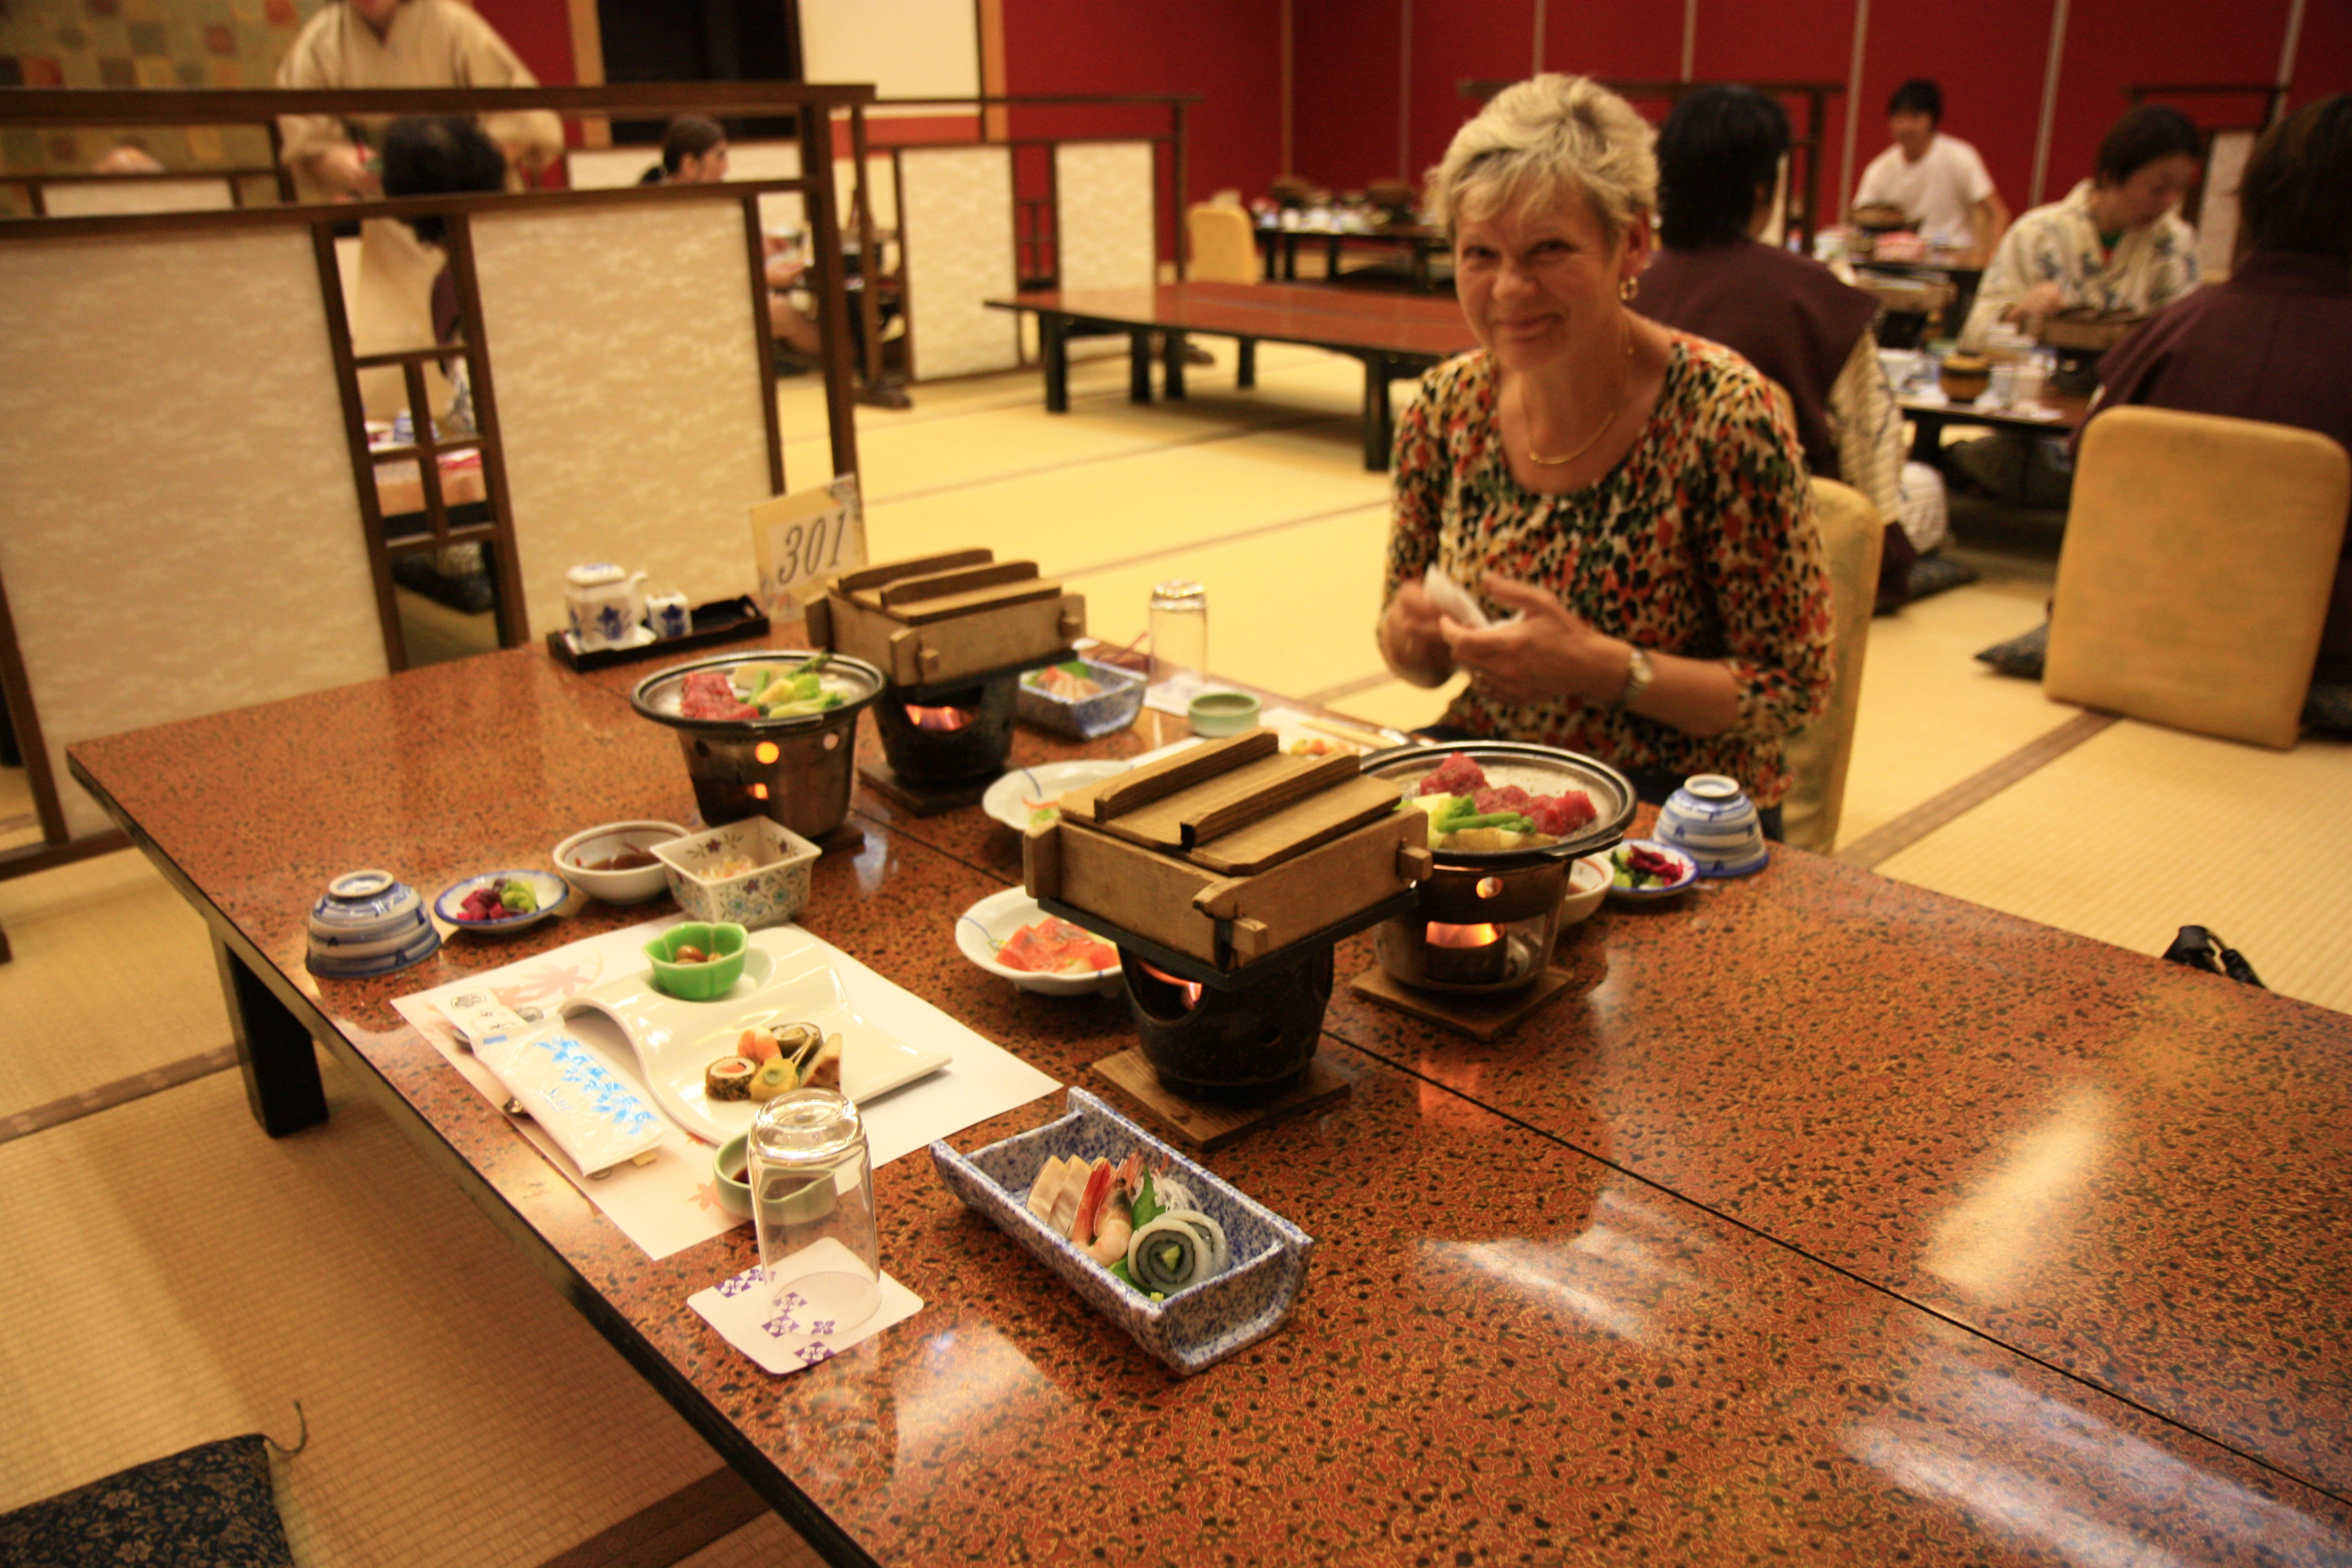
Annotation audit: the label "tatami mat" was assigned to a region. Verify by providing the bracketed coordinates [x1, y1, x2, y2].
[0, 848, 228, 1116]
[1837, 542, 2075, 847]
[0, 1061, 800, 1567]
[1875, 720, 2352, 1014]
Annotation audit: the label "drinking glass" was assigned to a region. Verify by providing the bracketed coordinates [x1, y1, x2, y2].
[1149, 581, 1208, 689]
[748, 1087, 880, 1333]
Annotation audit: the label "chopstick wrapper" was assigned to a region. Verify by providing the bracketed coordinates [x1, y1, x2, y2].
[464, 1026, 671, 1178]
[689, 1248, 923, 1374]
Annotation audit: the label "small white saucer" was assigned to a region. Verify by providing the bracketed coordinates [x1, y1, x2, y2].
[981, 760, 1132, 831]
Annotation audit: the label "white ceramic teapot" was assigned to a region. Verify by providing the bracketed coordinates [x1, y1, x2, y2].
[565, 564, 647, 650]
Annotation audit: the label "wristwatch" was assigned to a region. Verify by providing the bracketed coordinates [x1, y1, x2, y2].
[1609, 647, 1654, 715]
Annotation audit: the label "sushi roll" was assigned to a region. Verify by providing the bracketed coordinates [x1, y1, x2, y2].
[1126, 1215, 1206, 1292]
[705, 1055, 758, 1102]
[746, 1057, 797, 1101]
[1157, 1208, 1231, 1277]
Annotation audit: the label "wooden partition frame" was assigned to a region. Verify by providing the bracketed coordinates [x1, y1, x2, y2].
[0, 83, 874, 891]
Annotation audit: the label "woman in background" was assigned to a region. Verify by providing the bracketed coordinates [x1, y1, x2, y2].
[1376, 75, 1833, 833]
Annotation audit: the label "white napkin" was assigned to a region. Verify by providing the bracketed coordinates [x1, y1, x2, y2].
[689, 1245, 923, 1374]
[1424, 567, 1521, 631]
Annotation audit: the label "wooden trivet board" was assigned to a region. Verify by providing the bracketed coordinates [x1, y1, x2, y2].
[1346, 965, 1571, 1042]
[857, 761, 994, 815]
[1091, 1048, 1351, 1150]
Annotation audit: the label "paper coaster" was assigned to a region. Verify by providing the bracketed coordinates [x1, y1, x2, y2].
[689, 1243, 923, 1375]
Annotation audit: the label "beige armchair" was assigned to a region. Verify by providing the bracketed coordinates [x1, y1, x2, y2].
[2046, 407, 2349, 749]
[1779, 478, 1885, 852]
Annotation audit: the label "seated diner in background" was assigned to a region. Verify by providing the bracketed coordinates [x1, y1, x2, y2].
[643, 113, 827, 368]
[2081, 92, 2352, 704]
[1952, 102, 2205, 507]
[638, 114, 731, 186]
[274, 0, 562, 204]
[1637, 83, 1935, 608]
[1959, 102, 2203, 351]
[1376, 75, 1835, 840]
[1852, 78, 2008, 263]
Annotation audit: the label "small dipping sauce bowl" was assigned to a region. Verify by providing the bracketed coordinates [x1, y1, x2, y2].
[1188, 690, 1261, 737]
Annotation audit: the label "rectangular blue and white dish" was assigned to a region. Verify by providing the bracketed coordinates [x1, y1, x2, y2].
[1016, 659, 1146, 739]
[930, 1087, 1313, 1375]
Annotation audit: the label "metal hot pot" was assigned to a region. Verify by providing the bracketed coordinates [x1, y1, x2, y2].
[1358, 742, 1634, 994]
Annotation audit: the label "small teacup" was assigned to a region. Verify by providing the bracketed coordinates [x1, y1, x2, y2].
[648, 591, 692, 640]
[1656, 774, 1768, 878]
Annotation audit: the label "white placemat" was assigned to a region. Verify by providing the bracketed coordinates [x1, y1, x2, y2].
[393, 917, 1059, 1259]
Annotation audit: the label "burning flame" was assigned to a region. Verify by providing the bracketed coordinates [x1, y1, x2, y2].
[1426, 922, 1502, 949]
[904, 704, 972, 732]
[1139, 961, 1205, 1009]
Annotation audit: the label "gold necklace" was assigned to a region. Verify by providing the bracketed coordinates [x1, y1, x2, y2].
[1523, 312, 1635, 466]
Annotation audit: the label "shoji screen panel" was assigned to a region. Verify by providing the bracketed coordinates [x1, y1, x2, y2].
[470, 200, 777, 638]
[897, 144, 1021, 378]
[1053, 140, 1157, 291]
[0, 228, 386, 840]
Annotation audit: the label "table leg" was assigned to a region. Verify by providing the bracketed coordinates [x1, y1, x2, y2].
[1237, 338, 1256, 389]
[214, 932, 328, 1136]
[1128, 332, 1153, 402]
[1163, 331, 1188, 400]
[1326, 235, 1342, 280]
[1362, 355, 1392, 471]
[1042, 314, 1070, 414]
[1909, 409, 1942, 466]
[1282, 233, 1299, 281]
[1260, 232, 1277, 282]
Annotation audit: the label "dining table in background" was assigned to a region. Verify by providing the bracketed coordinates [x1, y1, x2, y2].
[1902, 388, 2090, 467]
[985, 281, 1475, 470]
[63, 631, 2352, 1566]
[1254, 217, 1452, 291]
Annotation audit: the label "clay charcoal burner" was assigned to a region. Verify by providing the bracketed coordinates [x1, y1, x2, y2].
[1120, 944, 1336, 1098]
[1025, 728, 1429, 1098]
[807, 547, 1086, 811]
[870, 672, 1020, 787]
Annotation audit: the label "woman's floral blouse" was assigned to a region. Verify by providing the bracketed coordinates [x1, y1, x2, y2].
[1383, 335, 1834, 805]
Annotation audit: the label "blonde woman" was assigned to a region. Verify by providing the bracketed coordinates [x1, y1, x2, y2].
[1376, 75, 1833, 833]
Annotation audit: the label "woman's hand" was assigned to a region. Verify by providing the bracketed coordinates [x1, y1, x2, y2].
[1378, 578, 1456, 688]
[1438, 576, 1625, 706]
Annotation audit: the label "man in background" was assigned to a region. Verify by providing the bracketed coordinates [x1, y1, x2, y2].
[1853, 79, 2008, 263]
[275, 0, 562, 203]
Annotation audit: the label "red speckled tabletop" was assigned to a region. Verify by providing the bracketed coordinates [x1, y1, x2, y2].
[68, 635, 2352, 1566]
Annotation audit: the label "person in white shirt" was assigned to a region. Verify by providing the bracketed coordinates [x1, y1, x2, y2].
[1852, 79, 2009, 262]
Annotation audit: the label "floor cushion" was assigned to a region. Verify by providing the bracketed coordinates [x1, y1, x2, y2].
[0, 1435, 293, 1568]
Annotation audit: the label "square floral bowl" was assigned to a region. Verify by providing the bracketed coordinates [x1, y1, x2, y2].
[1016, 658, 1146, 739]
[650, 818, 819, 929]
[931, 1087, 1314, 1374]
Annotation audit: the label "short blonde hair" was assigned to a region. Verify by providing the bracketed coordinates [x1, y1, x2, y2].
[1427, 75, 1658, 243]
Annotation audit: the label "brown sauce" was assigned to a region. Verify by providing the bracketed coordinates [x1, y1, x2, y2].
[579, 847, 658, 871]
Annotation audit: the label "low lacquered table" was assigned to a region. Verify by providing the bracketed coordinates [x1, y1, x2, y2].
[986, 281, 1474, 469]
[68, 635, 2352, 1565]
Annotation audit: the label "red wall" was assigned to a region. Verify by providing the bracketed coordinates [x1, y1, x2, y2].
[1292, 0, 1407, 190]
[999, 0, 1283, 206]
[473, 0, 576, 86]
[497, 0, 2352, 224]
